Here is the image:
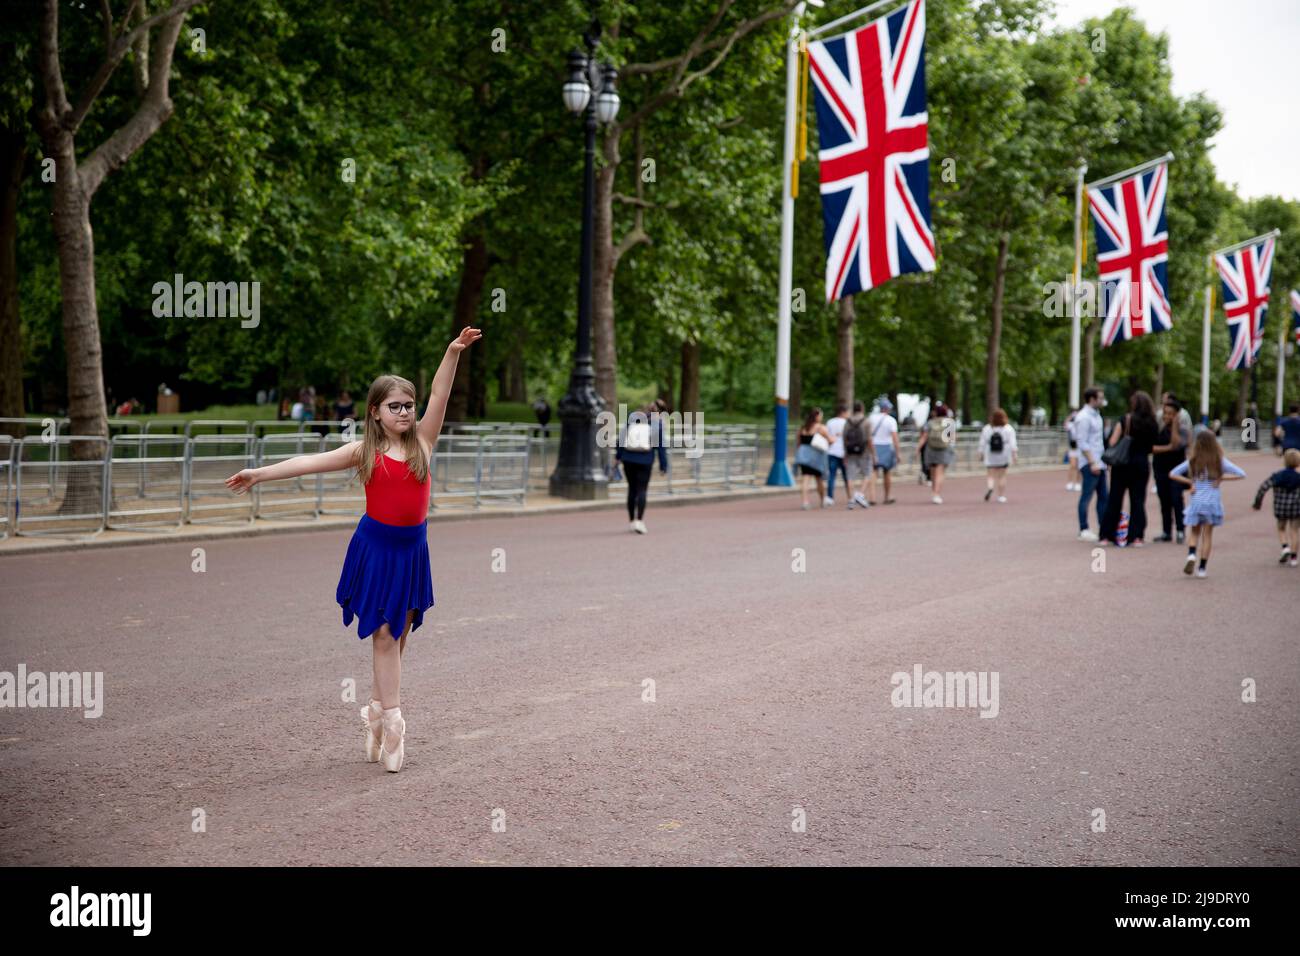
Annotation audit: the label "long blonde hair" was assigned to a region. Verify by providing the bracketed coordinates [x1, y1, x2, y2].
[1186, 429, 1223, 482]
[355, 374, 430, 485]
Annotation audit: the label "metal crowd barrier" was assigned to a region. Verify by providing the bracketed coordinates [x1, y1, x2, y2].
[13, 435, 109, 537]
[431, 432, 530, 509]
[254, 432, 325, 520]
[0, 436, 12, 539]
[185, 434, 255, 525]
[106, 434, 186, 530]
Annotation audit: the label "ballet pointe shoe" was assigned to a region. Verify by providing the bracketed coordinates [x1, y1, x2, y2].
[379, 706, 405, 773]
[361, 699, 383, 763]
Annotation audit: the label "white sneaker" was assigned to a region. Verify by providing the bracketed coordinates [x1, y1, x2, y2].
[853, 493, 869, 508]
[1066, 482, 1074, 491]
[931, 495, 943, 504]
[630, 521, 638, 533]
[634, 519, 647, 534]
[997, 496, 1007, 503]
[823, 496, 834, 507]
[1183, 553, 1196, 575]
[1078, 530, 1098, 542]
[1195, 566, 1207, 578]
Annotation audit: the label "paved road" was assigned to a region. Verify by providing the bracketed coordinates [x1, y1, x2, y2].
[1, 452, 1295, 865]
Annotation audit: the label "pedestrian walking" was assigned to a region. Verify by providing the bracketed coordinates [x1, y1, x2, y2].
[1275, 403, 1300, 453]
[979, 408, 1017, 502]
[867, 398, 900, 505]
[616, 398, 669, 534]
[225, 327, 482, 772]
[1170, 429, 1247, 578]
[841, 401, 874, 510]
[917, 401, 957, 504]
[795, 406, 832, 510]
[1251, 448, 1300, 567]
[824, 403, 850, 507]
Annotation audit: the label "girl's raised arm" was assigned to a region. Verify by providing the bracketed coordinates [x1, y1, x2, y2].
[418, 327, 483, 449]
[225, 441, 362, 495]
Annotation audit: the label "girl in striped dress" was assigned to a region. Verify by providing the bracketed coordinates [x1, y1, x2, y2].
[1170, 430, 1246, 578]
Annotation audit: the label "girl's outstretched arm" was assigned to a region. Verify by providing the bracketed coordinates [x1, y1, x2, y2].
[225, 441, 362, 495]
[418, 327, 483, 448]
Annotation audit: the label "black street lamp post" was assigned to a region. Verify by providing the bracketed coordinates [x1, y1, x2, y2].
[550, 21, 619, 500]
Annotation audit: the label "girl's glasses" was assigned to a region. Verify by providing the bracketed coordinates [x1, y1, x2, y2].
[384, 402, 416, 414]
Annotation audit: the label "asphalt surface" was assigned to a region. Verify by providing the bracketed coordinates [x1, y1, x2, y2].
[1, 452, 1296, 866]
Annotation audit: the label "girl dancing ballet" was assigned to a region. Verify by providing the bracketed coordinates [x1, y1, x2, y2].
[226, 327, 482, 771]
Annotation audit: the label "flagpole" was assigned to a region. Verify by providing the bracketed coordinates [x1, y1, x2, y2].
[1068, 161, 1086, 409]
[767, 17, 803, 487]
[1085, 151, 1175, 191]
[1211, 228, 1281, 259]
[1276, 323, 1287, 419]
[806, 0, 910, 39]
[1201, 253, 1213, 425]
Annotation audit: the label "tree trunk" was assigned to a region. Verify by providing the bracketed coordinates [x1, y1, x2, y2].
[679, 338, 700, 414]
[51, 156, 108, 445]
[837, 294, 855, 408]
[960, 372, 970, 425]
[502, 331, 526, 403]
[0, 127, 26, 431]
[1153, 361, 1164, 404]
[1235, 373, 1250, 425]
[944, 371, 958, 415]
[1019, 388, 1032, 426]
[448, 228, 489, 422]
[986, 230, 1010, 417]
[1048, 379, 1059, 426]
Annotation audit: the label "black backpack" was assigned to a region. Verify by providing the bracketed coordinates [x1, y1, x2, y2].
[989, 429, 1004, 454]
[843, 416, 868, 456]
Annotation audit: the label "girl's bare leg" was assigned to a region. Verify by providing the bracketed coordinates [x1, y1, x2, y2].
[372, 611, 415, 710]
[800, 473, 810, 506]
[932, 464, 945, 496]
[1199, 526, 1214, 561]
[996, 468, 1008, 497]
[1289, 519, 1300, 555]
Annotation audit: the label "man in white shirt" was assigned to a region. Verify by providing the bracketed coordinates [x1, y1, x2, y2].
[867, 398, 901, 504]
[824, 403, 849, 506]
[1075, 386, 1109, 540]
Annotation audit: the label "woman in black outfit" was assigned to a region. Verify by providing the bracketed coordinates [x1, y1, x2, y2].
[615, 398, 669, 534]
[1151, 398, 1187, 543]
[1099, 390, 1160, 546]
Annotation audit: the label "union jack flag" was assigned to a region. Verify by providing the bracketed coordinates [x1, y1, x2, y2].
[1215, 236, 1274, 370]
[808, 0, 932, 302]
[1087, 162, 1172, 347]
[1291, 289, 1300, 347]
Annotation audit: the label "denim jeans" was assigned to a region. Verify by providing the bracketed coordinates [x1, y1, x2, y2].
[826, 455, 848, 499]
[1078, 466, 1109, 531]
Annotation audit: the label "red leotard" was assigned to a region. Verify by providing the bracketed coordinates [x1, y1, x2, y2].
[364, 450, 430, 526]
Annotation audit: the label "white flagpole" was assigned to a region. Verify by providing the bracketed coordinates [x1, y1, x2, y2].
[1201, 253, 1213, 424]
[1085, 151, 1175, 191]
[1277, 323, 1287, 419]
[767, 13, 805, 486]
[1069, 161, 1086, 409]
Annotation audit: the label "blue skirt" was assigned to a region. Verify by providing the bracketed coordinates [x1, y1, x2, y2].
[336, 514, 435, 641]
